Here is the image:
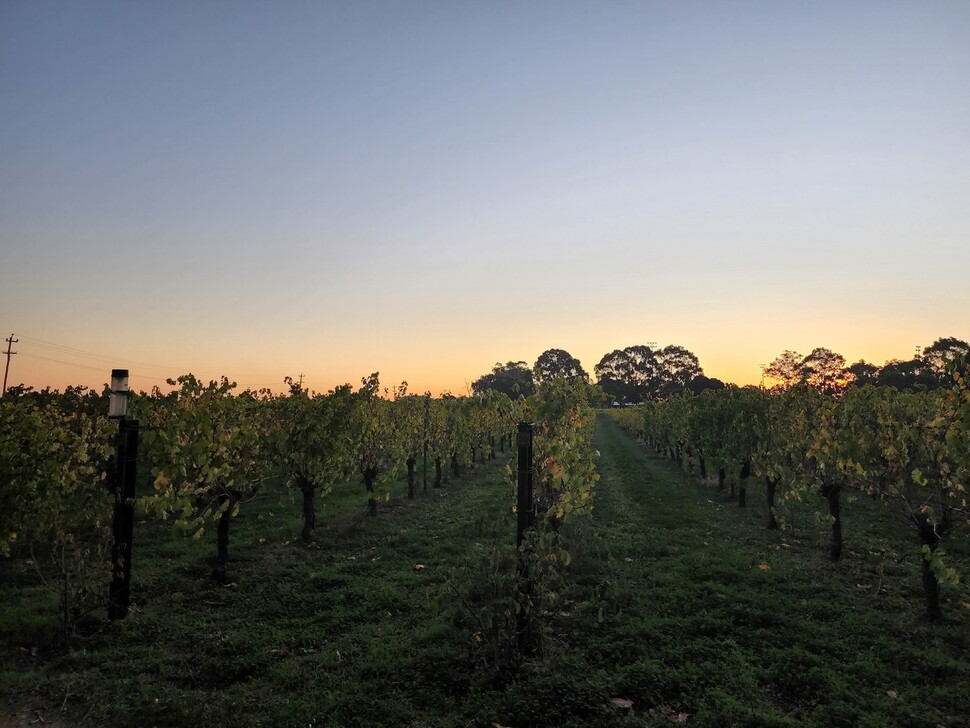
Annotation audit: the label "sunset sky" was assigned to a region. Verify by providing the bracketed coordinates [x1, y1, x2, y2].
[2, 1, 968, 396]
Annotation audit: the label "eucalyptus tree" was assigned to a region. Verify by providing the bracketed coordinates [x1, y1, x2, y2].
[533, 349, 589, 384]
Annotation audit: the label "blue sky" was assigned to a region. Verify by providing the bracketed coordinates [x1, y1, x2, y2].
[2, 1, 968, 393]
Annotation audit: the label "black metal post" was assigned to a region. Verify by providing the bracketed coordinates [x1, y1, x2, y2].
[516, 422, 534, 547]
[108, 418, 138, 620]
[422, 394, 429, 491]
[516, 421, 535, 653]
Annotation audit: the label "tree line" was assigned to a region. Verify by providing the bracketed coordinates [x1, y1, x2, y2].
[472, 346, 721, 403]
[473, 336, 969, 403]
[764, 337, 969, 394]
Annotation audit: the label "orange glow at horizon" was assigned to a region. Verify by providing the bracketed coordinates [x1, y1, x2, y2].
[7, 321, 961, 400]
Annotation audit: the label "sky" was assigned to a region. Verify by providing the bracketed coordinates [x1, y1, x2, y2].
[2, 1, 968, 396]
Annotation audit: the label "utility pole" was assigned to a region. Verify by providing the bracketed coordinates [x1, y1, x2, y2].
[297, 373, 305, 389]
[2, 334, 17, 394]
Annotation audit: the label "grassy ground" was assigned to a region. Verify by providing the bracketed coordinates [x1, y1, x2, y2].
[2, 418, 969, 727]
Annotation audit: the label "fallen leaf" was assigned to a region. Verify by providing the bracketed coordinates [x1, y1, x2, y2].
[758, 562, 770, 571]
[887, 690, 898, 699]
[657, 706, 689, 723]
[413, 564, 426, 570]
[610, 698, 634, 709]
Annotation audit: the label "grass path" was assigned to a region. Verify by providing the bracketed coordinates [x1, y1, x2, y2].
[577, 417, 970, 728]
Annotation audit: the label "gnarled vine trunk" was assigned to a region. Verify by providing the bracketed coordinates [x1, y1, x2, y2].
[434, 456, 443, 488]
[213, 487, 240, 583]
[364, 466, 378, 516]
[300, 478, 315, 543]
[821, 483, 842, 561]
[738, 460, 750, 508]
[915, 509, 943, 621]
[766, 477, 779, 530]
[407, 456, 416, 499]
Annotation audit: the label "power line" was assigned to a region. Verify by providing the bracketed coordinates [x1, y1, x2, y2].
[20, 352, 112, 373]
[18, 352, 282, 390]
[18, 335, 219, 376]
[18, 352, 174, 384]
[12, 333, 287, 390]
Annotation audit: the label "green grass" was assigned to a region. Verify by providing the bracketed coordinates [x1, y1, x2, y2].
[2, 420, 969, 727]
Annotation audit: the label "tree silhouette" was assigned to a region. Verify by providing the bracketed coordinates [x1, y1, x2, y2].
[846, 360, 879, 387]
[594, 344, 703, 402]
[801, 347, 849, 395]
[764, 350, 803, 390]
[533, 349, 589, 383]
[922, 337, 970, 377]
[471, 361, 535, 398]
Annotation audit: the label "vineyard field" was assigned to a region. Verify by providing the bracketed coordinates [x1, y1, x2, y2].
[2, 416, 970, 727]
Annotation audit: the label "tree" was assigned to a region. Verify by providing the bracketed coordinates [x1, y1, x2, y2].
[764, 348, 849, 395]
[594, 346, 657, 403]
[800, 347, 849, 395]
[686, 375, 726, 395]
[533, 349, 589, 384]
[876, 359, 938, 391]
[846, 360, 879, 387]
[655, 345, 704, 395]
[594, 344, 703, 402]
[922, 337, 970, 378]
[764, 350, 803, 390]
[472, 361, 535, 398]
